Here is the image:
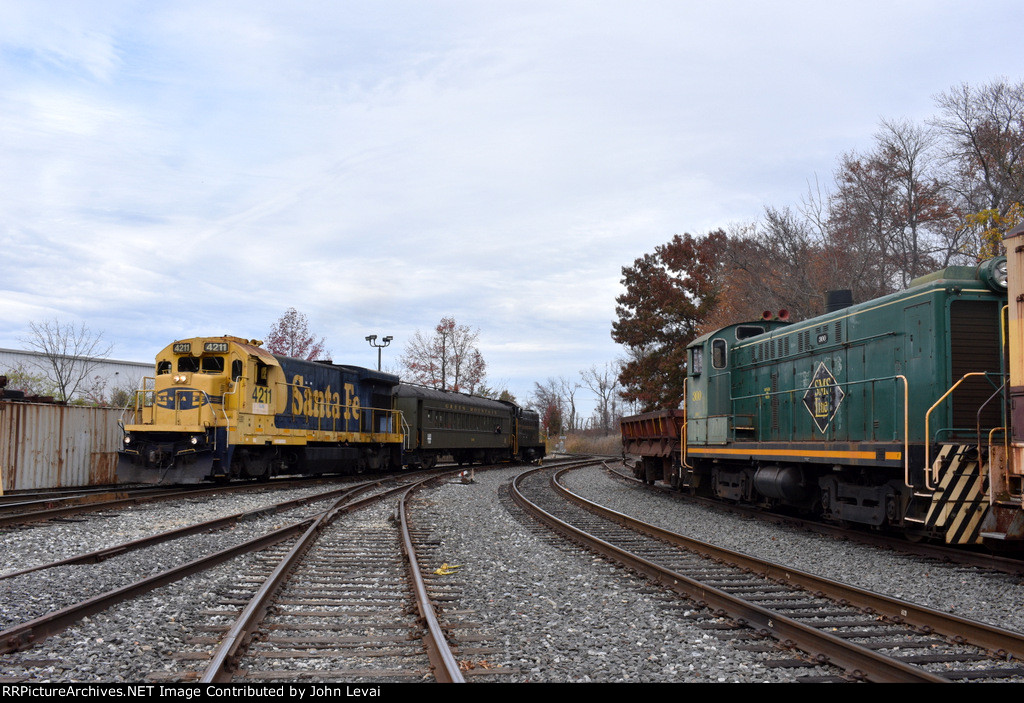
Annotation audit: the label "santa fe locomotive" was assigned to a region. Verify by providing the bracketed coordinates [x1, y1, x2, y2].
[117, 338, 544, 484]
[623, 228, 1024, 547]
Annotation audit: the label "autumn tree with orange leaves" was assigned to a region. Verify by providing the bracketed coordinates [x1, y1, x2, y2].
[612, 230, 727, 411]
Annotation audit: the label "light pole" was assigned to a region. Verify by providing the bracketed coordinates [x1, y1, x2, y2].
[365, 334, 393, 371]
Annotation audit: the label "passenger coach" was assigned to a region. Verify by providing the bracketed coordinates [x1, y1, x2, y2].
[397, 384, 545, 468]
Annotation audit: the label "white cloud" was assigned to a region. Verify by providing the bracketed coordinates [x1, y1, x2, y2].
[1, 1, 1023, 416]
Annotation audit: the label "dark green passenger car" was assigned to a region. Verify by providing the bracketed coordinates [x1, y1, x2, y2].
[396, 384, 545, 468]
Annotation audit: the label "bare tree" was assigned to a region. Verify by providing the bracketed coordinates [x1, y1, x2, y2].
[20, 319, 113, 402]
[400, 316, 486, 393]
[932, 79, 1024, 217]
[876, 118, 956, 276]
[530, 378, 565, 436]
[266, 308, 328, 360]
[557, 376, 582, 432]
[581, 363, 621, 434]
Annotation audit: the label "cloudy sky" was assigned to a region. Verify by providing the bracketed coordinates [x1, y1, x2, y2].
[2, 1, 1022, 417]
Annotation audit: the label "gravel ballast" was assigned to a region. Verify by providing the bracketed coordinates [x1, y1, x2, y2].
[2, 464, 1022, 683]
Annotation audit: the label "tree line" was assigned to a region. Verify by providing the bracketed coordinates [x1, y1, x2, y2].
[613, 78, 1024, 412]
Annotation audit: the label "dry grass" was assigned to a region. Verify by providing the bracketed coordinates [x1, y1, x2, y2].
[555, 432, 623, 457]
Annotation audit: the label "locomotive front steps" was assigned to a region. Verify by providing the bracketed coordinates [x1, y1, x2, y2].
[980, 497, 1024, 543]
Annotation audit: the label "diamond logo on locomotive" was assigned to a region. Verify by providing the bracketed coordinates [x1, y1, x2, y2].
[802, 362, 845, 433]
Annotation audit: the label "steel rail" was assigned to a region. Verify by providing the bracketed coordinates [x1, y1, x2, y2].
[0, 468, 450, 528]
[557, 464, 1024, 663]
[201, 474, 465, 683]
[397, 479, 466, 683]
[510, 463, 949, 683]
[200, 498, 351, 682]
[0, 480, 386, 581]
[0, 518, 314, 655]
[0, 477, 333, 527]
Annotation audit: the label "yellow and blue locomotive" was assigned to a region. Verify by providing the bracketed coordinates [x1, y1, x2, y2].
[118, 336, 404, 483]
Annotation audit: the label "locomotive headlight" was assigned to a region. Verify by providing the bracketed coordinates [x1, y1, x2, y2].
[190, 435, 200, 445]
[123, 434, 131, 445]
[980, 256, 1008, 291]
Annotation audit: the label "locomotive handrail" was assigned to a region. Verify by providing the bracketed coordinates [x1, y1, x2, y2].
[680, 378, 692, 470]
[708, 374, 910, 486]
[986, 427, 1015, 504]
[279, 377, 400, 437]
[924, 372, 989, 489]
[170, 387, 215, 428]
[729, 374, 913, 482]
[222, 375, 242, 422]
[401, 411, 411, 450]
[730, 374, 909, 443]
[120, 377, 156, 427]
[976, 380, 1008, 453]
[897, 375, 909, 490]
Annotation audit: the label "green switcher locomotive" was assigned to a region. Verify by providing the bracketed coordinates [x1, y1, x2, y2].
[631, 257, 1010, 545]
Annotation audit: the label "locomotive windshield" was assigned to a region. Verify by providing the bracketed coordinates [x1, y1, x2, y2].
[176, 356, 225, 373]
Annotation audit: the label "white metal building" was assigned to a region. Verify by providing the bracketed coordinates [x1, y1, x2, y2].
[0, 347, 152, 403]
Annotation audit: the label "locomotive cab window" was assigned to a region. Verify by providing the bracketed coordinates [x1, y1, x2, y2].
[231, 360, 243, 381]
[690, 347, 703, 376]
[178, 356, 200, 373]
[200, 356, 224, 373]
[712, 339, 727, 369]
[157, 361, 171, 375]
[255, 362, 270, 387]
[735, 325, 765, 340]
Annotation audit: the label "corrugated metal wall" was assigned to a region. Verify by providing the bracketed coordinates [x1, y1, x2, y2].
[0, 401, 124, 491]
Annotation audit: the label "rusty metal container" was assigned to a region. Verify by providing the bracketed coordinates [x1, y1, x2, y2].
[619, 409, 686, 458]
[0, 401, 123, 491]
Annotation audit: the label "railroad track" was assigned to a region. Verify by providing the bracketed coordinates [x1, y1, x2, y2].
[0, 477, 358, 528]
[612, 460, 1024, 577]
[0, 472, 469, 683]
[512, 460, 1024, 683]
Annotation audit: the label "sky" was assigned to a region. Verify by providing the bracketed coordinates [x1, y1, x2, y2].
[2, 1, 1023, 420]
